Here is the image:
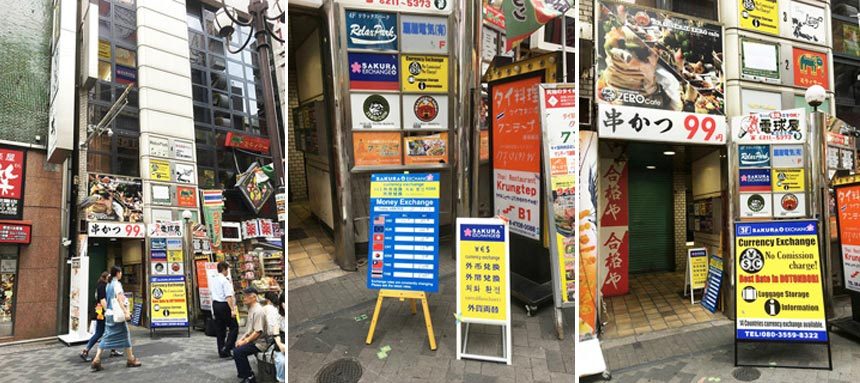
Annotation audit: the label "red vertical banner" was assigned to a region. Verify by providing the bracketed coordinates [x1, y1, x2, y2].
[599, 156, 629, 296]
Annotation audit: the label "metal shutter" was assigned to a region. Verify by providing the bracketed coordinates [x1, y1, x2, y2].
[627, 146, 675, 274]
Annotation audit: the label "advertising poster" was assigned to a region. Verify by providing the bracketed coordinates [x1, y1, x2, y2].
[688, 248, 708, 289]
[701, 255, 724, 313]
[456, 219, 509, 322]
[771, 144, 804, 167]
[149, 275, 189, 328]
[151, 184, 172, 206]
[541, 85, 578, 304]
[492, 76, 542, 240]
[347, 53, 399, 91]
[236, 165, 274, 214]
[350, 93, 401, 129]
[479, 130, 489, 161]
[149, 159, 171, 181]
[481, 26, 498, 63]
[579, 131, 600, 339]
[771, 168, 805, 192]
[597, 104, 726, 144]
[201, 190, 224, 249]
[741, 39, 780, 83]
[835, 183, 860, 293]
[404, 133, 448, 164]
[738, 145, 771, 167]
[838, 22, 860, 57]
[400, 55, 448, 92]
[149, 136, 169, 158]
[502, 0, 569, 50]
[174, 140, 194, 161]
[739, 169, 772, 192]
[148, 221, 183, 238]
[732, 109, 806, 144]
[0, 148, 25, 220]
[773, 192, 805, 217]
[345, 10, 397, 50]
[734, 220, 828, 342]
[739, 0, 779, 35]
[85, 174, 143, 222]
[174, 163, 196, 184]
[353, 132, 402, 166]
[793, 47, 828, 89]
[366, 173, 440, 292]
[87, 222, 145, 238]
[790, 2, 826, 44]
[402, 94, 448, 130]
[400, 15, 448, 54]
[596, 1, 724, 116]
[599, 155, 629, 297]
[176, 186, 197, 208]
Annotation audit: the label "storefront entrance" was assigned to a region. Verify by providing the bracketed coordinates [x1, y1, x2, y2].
[599, 142, 729, 338]
[87, 238, 145, 323]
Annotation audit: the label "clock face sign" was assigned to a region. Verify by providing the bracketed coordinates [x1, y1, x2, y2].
[403, 95, 448, 130]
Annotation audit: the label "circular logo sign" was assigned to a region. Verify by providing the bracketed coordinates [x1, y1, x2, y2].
[743, 0, 755, 12]
[363, 95, 390, 122]
[414, 96, 439, 122]
[747, 194, 765, 212]
[601, 87, 617, 102]
[764, 298, 781, 316]
[739, 248, 765, 274]
[408, 61, 423, 75]
[434, 0, 447, 10]
[781, 193, 799, 211]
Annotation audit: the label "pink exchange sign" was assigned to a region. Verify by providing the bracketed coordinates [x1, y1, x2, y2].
[0, 148, 25, 219]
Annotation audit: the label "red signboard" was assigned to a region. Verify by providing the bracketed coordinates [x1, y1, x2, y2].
[600, 157, 629, 296]
[0, 222, 31, 244]
[176, 186, 197, 208]
[483, 4, 505, 30]
[836, 183, 860, 292]
[793, 47, 829, 89]
[224, 131, 271, 153]
[0, 148, 25, 220]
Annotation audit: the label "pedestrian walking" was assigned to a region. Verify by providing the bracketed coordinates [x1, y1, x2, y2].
[91, 265, 141, 371]
[233, 287, 269, 383]
[212, 261, 239, 357]
[79, 272, 122, 361]
[273, 291, 285, 383]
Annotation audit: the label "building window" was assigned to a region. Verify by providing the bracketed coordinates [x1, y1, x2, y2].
[621, 0, 718, 20]
[88, 0, 140, 177]
[187, 0, 272, 189]
[0, 245, 20, 337]
[832, 6, 860, 130]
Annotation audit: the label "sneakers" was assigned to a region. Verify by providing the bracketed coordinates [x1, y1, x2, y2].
[239, 376, 257, 383]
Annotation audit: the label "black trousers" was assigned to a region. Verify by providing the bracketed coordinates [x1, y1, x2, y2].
[213, 301, 239, 354]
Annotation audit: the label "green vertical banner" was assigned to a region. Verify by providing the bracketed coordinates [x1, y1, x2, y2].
[503, 0, 571, 50]
[201, 190, 224, 251]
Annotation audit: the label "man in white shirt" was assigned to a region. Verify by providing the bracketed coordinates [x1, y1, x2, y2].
[211, 261, 239, 357]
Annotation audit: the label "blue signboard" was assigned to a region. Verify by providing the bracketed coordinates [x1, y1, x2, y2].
[367, 173, 440, 292]
[700, 255, 723, 313]
[738, 145, 770, 167]
[738, 168, 771, 192]
[348, 53, 399, 91]
[346, 10, 397, 50]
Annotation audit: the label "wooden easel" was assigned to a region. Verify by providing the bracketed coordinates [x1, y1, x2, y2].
[365, 289, 436, 350]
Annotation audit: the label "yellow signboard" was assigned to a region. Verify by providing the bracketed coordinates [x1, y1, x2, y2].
[457, 219, 508, 322]
[167, 250, 183, 263]
[99, 40, 111, 59]
[401, 55, 449, 93]
[690, 253, 708, 289]
[369, 179, 440, 199]
[739, 0, 779, 35]
[734, 221, 828, 342]
[149, 276, 189, 328]
[150, 159, 171, 181]
[771, 168, 805, 192]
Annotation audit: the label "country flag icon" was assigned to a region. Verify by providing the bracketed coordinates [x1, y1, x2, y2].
[374, 215, 386, 225]
[372, 251, 383, 260]
[372, 260, 383, 270]
[373, 233, 384, 242]
[373, 242, 383, 251]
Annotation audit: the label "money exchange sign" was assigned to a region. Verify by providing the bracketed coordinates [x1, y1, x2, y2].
[457, 218, 509, 322]
[734, 221, 828, 342]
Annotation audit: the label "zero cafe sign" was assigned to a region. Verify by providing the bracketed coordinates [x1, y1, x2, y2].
[597, 105, 726, 144]
[88, 222, 146, 238]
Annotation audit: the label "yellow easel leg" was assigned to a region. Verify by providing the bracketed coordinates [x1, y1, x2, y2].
[420, 293, 437, 350]
[365, 292, 384, 345]
[410, 298, 417, 315]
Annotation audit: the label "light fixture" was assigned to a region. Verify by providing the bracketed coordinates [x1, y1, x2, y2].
[646, 165, 656, 169]
[804, 85, 826, 110]
[182, 209, 193, 221]
[663, 151, 676, 156]
[214, 8, 235, 38]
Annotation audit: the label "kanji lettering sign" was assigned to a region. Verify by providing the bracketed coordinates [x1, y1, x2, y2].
[88, 222, 145, 238]
[0, 148, 25, 219]
[598, 105, 726, 144]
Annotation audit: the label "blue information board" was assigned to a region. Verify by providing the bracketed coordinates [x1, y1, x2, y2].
[367, 173, 440, 292]
[700, 255, 723, 313]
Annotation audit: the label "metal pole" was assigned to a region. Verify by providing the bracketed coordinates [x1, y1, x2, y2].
[561, 9, 568, 83]
[455, 0, 477, 226]
[184, 219, 197, 329]
[811, 109, 836, 319]
[250, 0, 285, 189]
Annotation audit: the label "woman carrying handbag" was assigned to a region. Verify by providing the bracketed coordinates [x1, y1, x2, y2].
[91, 266, 142, 371]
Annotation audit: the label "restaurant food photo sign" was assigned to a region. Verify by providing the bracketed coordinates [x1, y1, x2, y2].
[595, 1, 726, 144]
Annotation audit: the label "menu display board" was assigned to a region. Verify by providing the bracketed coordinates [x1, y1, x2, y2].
[404, 133, 447, 164]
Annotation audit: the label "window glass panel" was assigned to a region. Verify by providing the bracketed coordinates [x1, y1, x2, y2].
[115, 113, 138, 132]
[115, 24, 136, 46]
[195, 126, 214, 146]
[211, 73, 227, 90]
[115, 47, 136, 67]
[87, 153, 111, 174]
[115, 0, 135, 6]
[187, 12, 203, 31]
[227, 45, 242, 61]
[230, 80, 244, 96]
[114, 5, 136, 26]
[127, 89, 138, 108]
[246, 82, 256, 100]
[213, 92, 230, 109]
[233, 115, 246, 131]
[115, 156, 139, 177]
[217, 169, 237, 189]
[196, 149, 215, 167]
[194, 106, 212, 123]
[209, 38, 225, 56]
[214, 111, 231, 127]
[199, 168, 216, 189]
[247, 100, 258, 118]
[217, 147, 235, 169]
[209, 55, 227, 71]
[98, 60, 112, 81]
[193, 86, 209, 103]
[191, 69, 206, 85]
[0, 246, 19, 337]
[190, 50, 206, 66]
[189, 32, 205, 51]
[88, 134, 111, 153]
[99, 0, 111, 17]
[227, 60, 244, 77]
[97, 83, 112, 102]
[203, 10, 218, 36]
[116, 134, 138, 157]
[231, 95, 245, 113]
[99, 19, 110, 39]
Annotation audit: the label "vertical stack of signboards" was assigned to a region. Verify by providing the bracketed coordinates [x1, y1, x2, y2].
[340, 1, 452, 170]
[737, 136, 808, 219]
[724, 0, 833, 116]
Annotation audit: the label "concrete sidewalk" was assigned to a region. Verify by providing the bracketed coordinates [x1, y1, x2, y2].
[287, 262, 576, 383]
